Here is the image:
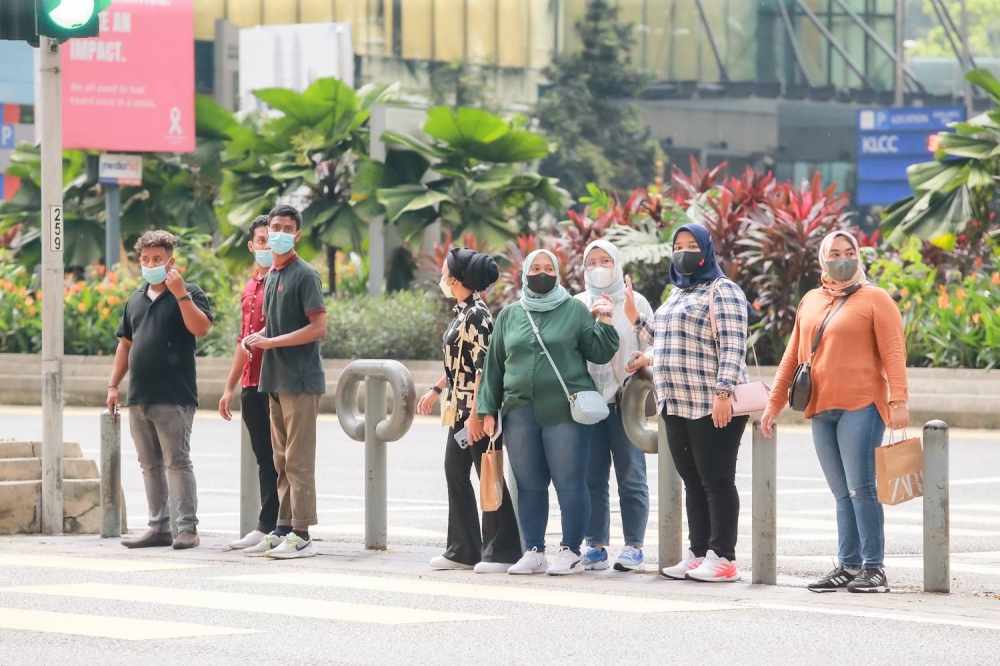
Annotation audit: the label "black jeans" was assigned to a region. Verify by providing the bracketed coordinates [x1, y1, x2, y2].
[664, 413, 749, 562]
[443, 416, 522, 566]
[241, 386, 280, 534]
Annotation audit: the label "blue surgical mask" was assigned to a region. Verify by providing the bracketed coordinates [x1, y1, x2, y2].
[268, 231, 296, 255]
[255, 249, 274, 268]
[141, 265, 168, 285]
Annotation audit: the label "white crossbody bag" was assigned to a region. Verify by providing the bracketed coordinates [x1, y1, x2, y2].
[523, 306, 610, 425]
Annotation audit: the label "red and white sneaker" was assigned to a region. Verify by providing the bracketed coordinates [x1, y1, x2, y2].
[661, 550, 704, 580]
[685, 549, 741, 582]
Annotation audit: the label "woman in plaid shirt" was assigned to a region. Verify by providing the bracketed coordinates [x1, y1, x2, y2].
[625, 224, 751, 583]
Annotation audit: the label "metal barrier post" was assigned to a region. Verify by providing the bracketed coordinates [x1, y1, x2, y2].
[620, 376, 683, 569]
[751, 420, 777, 585]
[100, 410, 122, 538]
[923, 420, 950, 594]
[365, 376, 389, 549]
[336, 359, 416, 551]
[239, 420, 260, 538]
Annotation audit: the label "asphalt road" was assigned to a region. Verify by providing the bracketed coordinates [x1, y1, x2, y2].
[3, 406, 1000, 594]
[4, 406, 1000, 665]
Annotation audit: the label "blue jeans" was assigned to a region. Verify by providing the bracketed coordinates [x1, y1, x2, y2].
[586, 412, 649, 548]
[812, 403, 886, 569]
[504, 403, 592, 554]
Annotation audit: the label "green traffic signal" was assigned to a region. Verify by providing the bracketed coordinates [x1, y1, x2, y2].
[37, 0, 112, 40]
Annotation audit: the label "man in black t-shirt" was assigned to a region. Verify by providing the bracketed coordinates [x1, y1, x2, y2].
[107, 231, 213, 550]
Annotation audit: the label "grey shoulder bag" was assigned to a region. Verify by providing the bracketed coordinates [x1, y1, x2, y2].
[522, 306, 610, 425]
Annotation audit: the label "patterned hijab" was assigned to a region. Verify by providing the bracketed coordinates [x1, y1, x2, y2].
[819, 231, 868, 297]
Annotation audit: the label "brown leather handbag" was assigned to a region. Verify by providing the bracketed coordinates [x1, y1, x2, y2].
[788, 291, 856, 412]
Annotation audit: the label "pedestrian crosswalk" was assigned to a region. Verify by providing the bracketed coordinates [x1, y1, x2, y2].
[0, 551, 740, 642]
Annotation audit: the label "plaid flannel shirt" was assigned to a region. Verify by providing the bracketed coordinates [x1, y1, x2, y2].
[634, 278, 750, 420]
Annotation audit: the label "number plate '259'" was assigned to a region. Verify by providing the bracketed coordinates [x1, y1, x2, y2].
[50, 204, 63, 253]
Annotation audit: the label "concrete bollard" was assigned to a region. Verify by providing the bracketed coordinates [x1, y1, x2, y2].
[100, 409, 122, 538]
[923, 420, 950, 594]
[620, 375, 683, 569]
[751, 420, 777, 585]
[239, 421, 261, 539]
[336, 360, 416, 550]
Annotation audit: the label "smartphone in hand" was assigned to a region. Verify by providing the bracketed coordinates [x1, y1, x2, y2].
[454, 426, 469, 449]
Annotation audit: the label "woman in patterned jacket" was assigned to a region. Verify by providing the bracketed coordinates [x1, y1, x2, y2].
[624, 224, 751, 583]
[417, 248, 522, 573]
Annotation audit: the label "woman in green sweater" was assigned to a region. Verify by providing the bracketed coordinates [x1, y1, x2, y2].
[479, 249, 620, 576]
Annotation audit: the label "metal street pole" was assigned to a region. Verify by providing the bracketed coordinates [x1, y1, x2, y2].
[39, 38, 65, 535]
[105, 183, 121, 268]
[894, 0, 905, 107]
[960, 0, 974, 117]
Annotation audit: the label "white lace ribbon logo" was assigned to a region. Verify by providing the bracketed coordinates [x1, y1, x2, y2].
[168, 107, 183, 135]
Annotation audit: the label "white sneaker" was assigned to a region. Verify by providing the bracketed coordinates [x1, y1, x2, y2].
[546, 546, 584, 576]
[508, 548, 548, 575]
[685, 549, 741, 582]
[243, 532, 284, 557]
[229, 530, 267, 550]
[430, 555, 474, 570]
[473, 561, 515, 574]
[661, 549, 704, 580]
[265, 532, 318, 559]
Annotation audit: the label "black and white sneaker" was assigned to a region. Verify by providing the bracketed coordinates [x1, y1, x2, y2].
[847, 567, 889, 593]
[807, 566, 856, 593]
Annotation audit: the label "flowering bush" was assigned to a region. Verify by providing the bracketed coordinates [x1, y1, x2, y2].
[871, 242, 1000, 369]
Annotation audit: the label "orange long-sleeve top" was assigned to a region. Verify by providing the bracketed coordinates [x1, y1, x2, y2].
[766, 284, 909, 424]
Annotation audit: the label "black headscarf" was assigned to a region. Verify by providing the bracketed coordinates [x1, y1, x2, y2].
[447, 248, 499, 292]
[669, 223, 726, 288]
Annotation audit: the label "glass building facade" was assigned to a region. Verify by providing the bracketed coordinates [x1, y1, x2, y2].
[194, 1, 902, 98]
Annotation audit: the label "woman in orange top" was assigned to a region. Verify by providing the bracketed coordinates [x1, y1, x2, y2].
[761, 231, 908, 594]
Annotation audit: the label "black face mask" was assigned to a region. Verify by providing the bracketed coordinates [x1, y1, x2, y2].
[526, 272, 557, 295]
[673, 250, 705, 275]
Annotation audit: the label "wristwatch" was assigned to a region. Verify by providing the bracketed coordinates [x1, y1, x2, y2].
[431, 385, 443, 395]
[177, 294, 192, 302]
[716, 389, 732, 399]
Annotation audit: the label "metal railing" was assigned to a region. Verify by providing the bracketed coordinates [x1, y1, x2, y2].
[621, 378, 951, 593]
[336, 359, 416, 550]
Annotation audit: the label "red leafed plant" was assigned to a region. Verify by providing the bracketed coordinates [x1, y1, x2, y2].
[738, 172, 852, 360]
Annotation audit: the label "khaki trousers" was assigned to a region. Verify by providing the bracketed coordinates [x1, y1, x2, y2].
[269, 392, 320, 528]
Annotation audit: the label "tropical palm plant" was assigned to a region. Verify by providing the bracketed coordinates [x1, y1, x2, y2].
[882, 69, 1000, 254]
[223, 78, 397, 290]
[365, 106, 571, 252]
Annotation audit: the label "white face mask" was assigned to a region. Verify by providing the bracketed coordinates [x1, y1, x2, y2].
[439, 277, 454, 299]
[586, 266, 615, 290]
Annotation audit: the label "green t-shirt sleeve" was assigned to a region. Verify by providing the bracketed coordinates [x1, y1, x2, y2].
[575, 299, 619, 365]
[477, 307, 507, 418]
[299, 270, 326, 317]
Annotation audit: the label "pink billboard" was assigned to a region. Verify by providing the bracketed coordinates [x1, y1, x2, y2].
[62, 0, 195, 153]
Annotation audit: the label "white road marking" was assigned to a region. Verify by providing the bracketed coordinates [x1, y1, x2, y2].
[0, 608, 256, 640]
[2, 584, 497, 625]
[0, 554, 208, 572]
[219, 572, 741, 613]
[753, 602, 1000, 630]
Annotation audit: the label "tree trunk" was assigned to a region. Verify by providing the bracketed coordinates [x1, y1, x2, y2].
[326, 244, 338, 295]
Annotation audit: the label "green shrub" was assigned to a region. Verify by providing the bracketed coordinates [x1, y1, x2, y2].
[322, 291, 450, 360]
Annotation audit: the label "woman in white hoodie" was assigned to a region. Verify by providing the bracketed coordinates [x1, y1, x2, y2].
[574, 240, 654, 571]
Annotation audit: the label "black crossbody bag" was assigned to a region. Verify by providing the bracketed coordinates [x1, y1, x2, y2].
[788, 288, 859, 412]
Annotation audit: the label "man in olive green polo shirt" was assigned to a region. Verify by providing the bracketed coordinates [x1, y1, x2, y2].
[242, 204, 327, 559]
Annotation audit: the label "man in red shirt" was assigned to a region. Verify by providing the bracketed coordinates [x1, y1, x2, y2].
[219, 215, 279, 550]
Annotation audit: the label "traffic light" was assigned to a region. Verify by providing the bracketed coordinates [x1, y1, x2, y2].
[37, 0, 111, 40]
[0, 0, 110, 44]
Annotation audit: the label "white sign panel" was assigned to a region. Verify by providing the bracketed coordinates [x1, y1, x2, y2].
[49, 205, 63, 254]
[99, 153, 143, 186]
[238, 23, 354, 114]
